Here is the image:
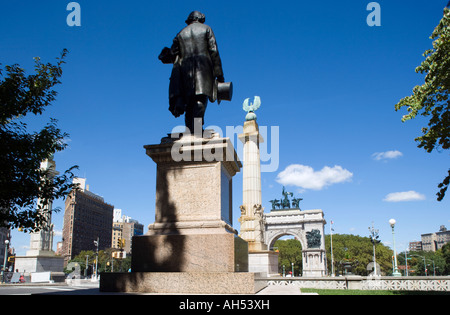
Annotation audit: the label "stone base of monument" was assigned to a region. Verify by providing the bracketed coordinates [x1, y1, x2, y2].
[100, 232, 266, 294]
[14, 253, 65, 282]
[100, 271, 267, 294]
[131, 233, 249, 273]
[248, 251, 279, 277]
[99, 134, 266, 294]
[301, 249, 328, 277]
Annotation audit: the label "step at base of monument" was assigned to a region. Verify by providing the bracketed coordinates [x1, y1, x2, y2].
[100, 272, 267, 294]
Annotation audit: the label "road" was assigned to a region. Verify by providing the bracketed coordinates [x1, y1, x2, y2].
[0, 281, 104, 295]
[0, 281, 309, 295]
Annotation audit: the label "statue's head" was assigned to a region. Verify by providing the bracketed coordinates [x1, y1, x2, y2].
[185, 11, 205, 24]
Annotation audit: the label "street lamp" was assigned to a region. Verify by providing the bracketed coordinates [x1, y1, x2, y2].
[428, 259, 436, 276]
[404, 249, 409, 277]
[330, 220, 335, 277]
[291, 262, 294, 277]
[2, 240, 9, 283]
[85, 255, 89, 278]
[411, 254, 427, 276]
[389, 219, 402, 276]
[368, 222, 380, 276]
[93, 237, 99, 280]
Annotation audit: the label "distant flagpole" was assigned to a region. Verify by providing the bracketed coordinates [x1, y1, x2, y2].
[330, 220, 335, 277]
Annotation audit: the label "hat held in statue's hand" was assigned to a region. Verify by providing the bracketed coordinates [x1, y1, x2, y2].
[216, 81, 233, 104]
[159, 47, 175, 64]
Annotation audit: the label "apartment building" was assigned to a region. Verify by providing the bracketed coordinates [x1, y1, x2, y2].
[61, 178, 114, 266]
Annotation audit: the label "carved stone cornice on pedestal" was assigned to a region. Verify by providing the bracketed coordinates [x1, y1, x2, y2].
[144, 136, 241, 177]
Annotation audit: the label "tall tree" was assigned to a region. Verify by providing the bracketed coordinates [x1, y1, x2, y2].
[0, 49, 78, 232]
[324, 234, 393, 276]
[273, 238, 302, 275]
[395, 7, 450, 201]
[440, 242, 450, 274]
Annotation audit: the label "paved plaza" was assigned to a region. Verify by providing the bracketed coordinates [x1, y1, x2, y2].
[0, 280, 314, 295]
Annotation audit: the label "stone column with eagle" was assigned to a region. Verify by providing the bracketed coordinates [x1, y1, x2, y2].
[238, 96, 267, 251]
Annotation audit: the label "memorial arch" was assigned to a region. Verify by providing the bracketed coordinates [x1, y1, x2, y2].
[264, 209, 328, 277]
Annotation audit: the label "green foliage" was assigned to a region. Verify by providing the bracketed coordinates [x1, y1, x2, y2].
[273, 238, 302, 276]
[66, 249, 131, 275]
[0, 49, 78, 231]
[442, 242, 450, 274]
[325, 234, 393, 276]
[64, 250, 95, 275]
[274, 234, 450, 276]
[394, 9, 450, 201]
[398, 248, 448, 276]
[273, 234, 396, 276]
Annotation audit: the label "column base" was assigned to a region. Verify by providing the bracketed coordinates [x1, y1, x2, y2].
[248, 250, 279, 277]
[100, 272, 267, 294]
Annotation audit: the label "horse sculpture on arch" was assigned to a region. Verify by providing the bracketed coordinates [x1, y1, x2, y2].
[270, 186, 302, 210]
[264, 188, 328, 277]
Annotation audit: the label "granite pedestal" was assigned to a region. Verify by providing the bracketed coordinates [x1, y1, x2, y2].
[100, 133, 266, 294]
[14, 251, 65, 283]
[100, 271, 267, 294]
[248, 251, 279, 277]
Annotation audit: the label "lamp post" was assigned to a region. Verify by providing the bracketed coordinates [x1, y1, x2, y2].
[2, 240, 9, 283]
[368, 222, 380, 276]
[404, 250, 409, 277]
[411, 254, 427, 276]
[389, 219, 402, 276]
[93, 237, 99, 280]
[291, 262, 294, 277]
[85, 255, 89, 278]
[330, 220, 335, 277]
[428, 259, 436, 276]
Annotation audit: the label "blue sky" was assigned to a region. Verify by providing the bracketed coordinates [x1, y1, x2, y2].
[2, 0, 449, 256]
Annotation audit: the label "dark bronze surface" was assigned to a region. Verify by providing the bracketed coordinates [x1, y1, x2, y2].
[159, 11, 231, 132]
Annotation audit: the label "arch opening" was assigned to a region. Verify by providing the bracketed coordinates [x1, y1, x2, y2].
[271, 234, 302, 277]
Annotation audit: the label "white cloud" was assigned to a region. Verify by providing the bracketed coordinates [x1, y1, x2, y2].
[372, 150, 403, 161]
[383, 191, 426, 202]
[276, 164, 353, 191]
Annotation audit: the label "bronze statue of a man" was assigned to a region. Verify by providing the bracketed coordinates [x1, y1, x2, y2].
[159, 11, 231, 133]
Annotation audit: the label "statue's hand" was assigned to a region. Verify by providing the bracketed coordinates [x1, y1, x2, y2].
[217, 75, 225, 83]
[172, 110, 181, 118]
[159, 47, 175, 64]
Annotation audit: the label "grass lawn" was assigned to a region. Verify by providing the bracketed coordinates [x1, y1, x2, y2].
[300, 288, 450, 295]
